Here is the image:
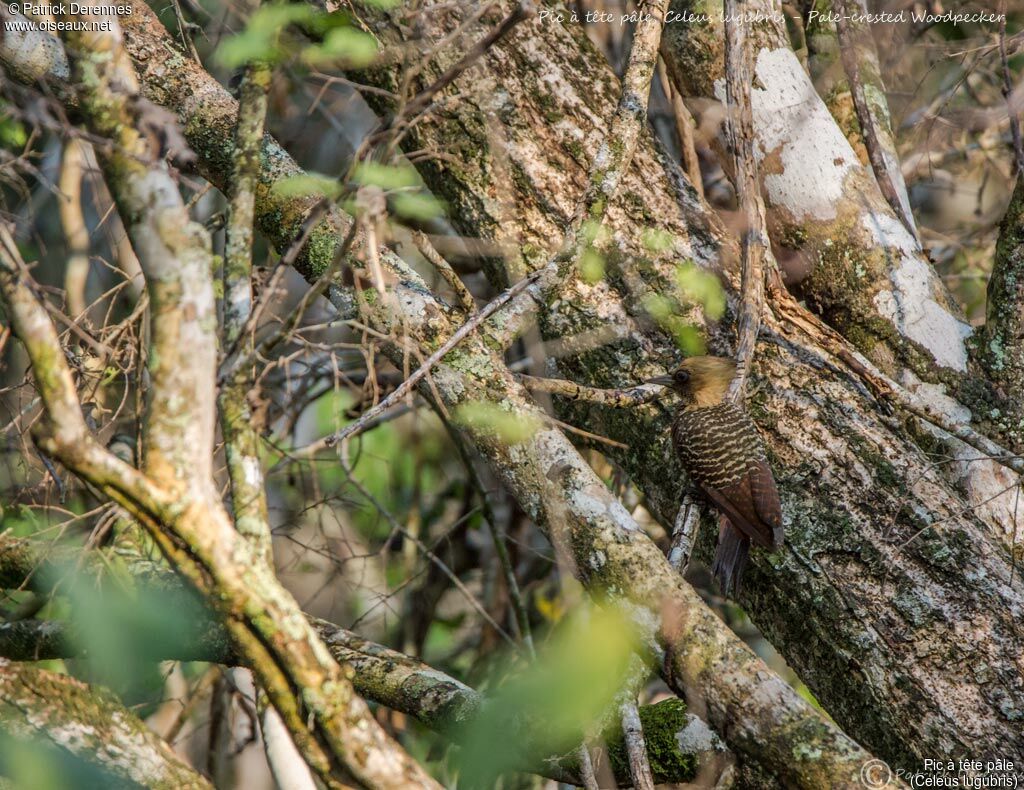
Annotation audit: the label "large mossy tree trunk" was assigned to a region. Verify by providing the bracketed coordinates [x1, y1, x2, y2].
[5, 0, 1021, 775]
[339, 0, 1024, 768]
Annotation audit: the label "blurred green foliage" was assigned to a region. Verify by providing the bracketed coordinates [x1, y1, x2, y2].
[215, 3, 378, 69]
[455, 604, 639, 787]
[453, 402, 542, 445]
[314, 390, 447, 539]
[642, 259, 726, 355]
[271, 173, 345, 200]
[0, 111, 26, 150]
[0, 733, 127, 790]
[41, 562, 213, 709]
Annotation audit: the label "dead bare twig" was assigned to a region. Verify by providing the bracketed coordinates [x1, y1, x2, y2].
[723, 0, 771, 400]
[301, 268, 543, 453]
[834, 0, 919, 239]
[999, 4, 1024, 174]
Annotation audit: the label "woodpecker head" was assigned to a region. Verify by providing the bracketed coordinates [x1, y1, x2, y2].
[648, 356, 736, 407]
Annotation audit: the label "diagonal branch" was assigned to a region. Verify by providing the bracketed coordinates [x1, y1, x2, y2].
[0, 224, 438, 790]
[0, 659, 213, 789]
[0, 534, 727, 787]
[833, 0, 918, 240]
[723, 0, 771, 399]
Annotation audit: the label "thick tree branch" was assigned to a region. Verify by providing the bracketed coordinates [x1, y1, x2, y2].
[331, 0, 1024, 768]
[976, 176, 1024, 449]
[807, 0, 917, 239]
[723, 0, 771, 398]
[0, 659, 213, 789]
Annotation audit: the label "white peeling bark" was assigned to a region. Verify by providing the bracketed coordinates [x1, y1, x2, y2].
[662, 0, 971, 378]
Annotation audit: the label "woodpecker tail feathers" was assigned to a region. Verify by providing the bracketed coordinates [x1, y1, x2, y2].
[712, 517, 750, 596]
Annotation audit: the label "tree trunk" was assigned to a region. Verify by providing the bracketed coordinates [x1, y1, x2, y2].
[340, 0, 1024, 768]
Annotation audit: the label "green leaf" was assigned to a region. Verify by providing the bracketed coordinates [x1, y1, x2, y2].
[675, 261, 725, 319]
[270, 173, 343, 200]
[215, 3, 315, 68]
[391, 192, 444, 221]
[0, 116, 26, 149]
[352, 161, 420, 190]
[579, 247, 605, 284]
[302, 26, 379, 67]
[453, 401, 542, 445]
[456, 605, 640, 787]
[580, 218, 611, 247]
[641, 227, 675, 253]
[641, 293, 708, 355]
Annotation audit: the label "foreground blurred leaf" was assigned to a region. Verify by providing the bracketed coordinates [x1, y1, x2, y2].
[391, 192, 445, 221]
[675, 261, 725, 319]
[43, 563, 215, 709]
[271, 173, 344, 200]
[0, 732, 122, 790]
[455, 605, 639, 787]
[302, 26, 379, 67]
[352, 162, 421, 190]
[453, 402, 542, 445]
[215, 3, 315, 67]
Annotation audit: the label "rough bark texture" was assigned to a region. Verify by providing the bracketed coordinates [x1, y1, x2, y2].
[0, 659, 212, 789]
[660, 0, 973, 384]
[336, 0, 1024, 769]
[977, 176, 1024, 448]
[805, 0, 916, 236]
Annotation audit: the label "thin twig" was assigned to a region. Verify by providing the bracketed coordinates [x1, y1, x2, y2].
[218, 222, 359, 384]
[555, 0, 671, 283]
[221, 198, 333, 366]
[620, 700, 656, 790]
[517, 374, 664, 408]
[547, 415, 628, 450]
[450, 431, 535, 656]
[667, 492, 701, 573]
[411, 230, 475, 312]
[337, 438, 517, 647]
[834, 0, 919, 239]
[999, 3, 1024, 175]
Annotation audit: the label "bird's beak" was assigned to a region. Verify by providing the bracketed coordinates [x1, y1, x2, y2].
[646, 375, 675, 387]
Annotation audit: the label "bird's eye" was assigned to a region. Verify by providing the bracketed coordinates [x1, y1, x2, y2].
[674, 369, 690, 384]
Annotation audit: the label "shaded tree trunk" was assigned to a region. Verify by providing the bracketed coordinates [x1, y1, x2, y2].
[337, 0, 1024, 768]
